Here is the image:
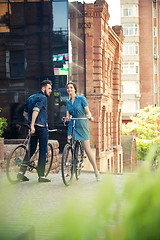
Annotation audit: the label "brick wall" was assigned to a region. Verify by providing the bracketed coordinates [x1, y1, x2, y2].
[1, 140, 60, 173]
[84, 0, 124, 173]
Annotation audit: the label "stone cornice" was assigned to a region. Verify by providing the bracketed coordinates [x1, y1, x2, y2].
[108, 26, 121, 47]
[112, 26, 124, 42]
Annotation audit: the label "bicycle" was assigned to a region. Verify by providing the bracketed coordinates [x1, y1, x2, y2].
[61, 116, 87, 186]
[6, 124, 56, 184]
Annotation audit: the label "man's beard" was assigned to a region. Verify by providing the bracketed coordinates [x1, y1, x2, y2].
[44, 89, 49, 97]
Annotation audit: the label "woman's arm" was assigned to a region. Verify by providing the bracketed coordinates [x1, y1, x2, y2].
[64, 110, 70, 122]
[84, 106, 94, 121]
[66, 110, 70, 119]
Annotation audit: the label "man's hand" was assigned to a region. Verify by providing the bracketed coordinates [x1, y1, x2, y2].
[30, 110, 39, 135]
[30, 124, 35, 135]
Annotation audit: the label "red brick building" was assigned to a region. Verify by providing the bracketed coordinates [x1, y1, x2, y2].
[139, 0, 160, 108]
[69, 0, 124, 173]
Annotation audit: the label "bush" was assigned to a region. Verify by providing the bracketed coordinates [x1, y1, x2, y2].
[122, 105, 160, 160]
[0, 108, 7, 137]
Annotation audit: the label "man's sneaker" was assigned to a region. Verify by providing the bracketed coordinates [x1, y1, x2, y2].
[17, 173, 29, 182]
[38, 177, 51, 183]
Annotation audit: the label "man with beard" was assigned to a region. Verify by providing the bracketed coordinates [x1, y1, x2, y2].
[18, 80, 52, 182]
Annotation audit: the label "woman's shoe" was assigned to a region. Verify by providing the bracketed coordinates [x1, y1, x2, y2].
[96, 175, 101, 182]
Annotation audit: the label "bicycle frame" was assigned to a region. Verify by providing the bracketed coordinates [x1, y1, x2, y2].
[6, 123, 56, 183]
[63, 116, 87, 152]
[61, 117, 86, 185]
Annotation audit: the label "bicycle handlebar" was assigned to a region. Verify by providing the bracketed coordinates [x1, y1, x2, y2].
[48, 129, 58, 132]
[14, 123, 59, 132]
[62, 116, 87, 121]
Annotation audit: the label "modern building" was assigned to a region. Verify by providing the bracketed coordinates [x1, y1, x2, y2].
[121, 0, 160, 122]
[120, 0, 140, 123]
[0, 0, 68, 149]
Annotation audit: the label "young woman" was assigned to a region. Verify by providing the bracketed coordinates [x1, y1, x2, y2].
[65, 82, 100, 181]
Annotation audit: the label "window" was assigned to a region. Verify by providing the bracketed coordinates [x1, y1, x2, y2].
[154, 83, 158, 93]
[52, 1, 68, 31]
[9, 50, 25, 78]
[122, 62, 139, 74]
[153, 27, 157, 36]
[122, 84, 124, 93]
[123, 43, 139, 55]
[121, 5, 138, 17]
[154, 63, 157, 74]
[154, 46, 157, 55]
[123, 24, 139, 36]
[153, 7, 157, 18]
[122, 101, 137, 113]
[122, 81, 136, 94]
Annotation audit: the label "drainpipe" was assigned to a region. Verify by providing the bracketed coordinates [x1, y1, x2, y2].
[83, 1, 86, 97]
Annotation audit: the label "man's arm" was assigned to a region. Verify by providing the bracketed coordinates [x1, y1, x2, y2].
[30, 110, 39, 134]
[23, 113, 28, 121]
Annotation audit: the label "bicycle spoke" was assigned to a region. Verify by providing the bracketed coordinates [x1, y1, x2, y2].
[44, 143, 53, 177]
[61, 144, 73, 186]
[75, 142, 84, 180]
[6, 145, 28, 183]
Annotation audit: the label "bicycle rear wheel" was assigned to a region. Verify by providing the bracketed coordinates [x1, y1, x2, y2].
[75, 141, 84, 180]
[61, 143, 74, 186]
[6, 144, 28, 183]
[44, 143, 53, 177]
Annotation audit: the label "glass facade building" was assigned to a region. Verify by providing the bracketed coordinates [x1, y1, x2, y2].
[0, 0, 69, 148]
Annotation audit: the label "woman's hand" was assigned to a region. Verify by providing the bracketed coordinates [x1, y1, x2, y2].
[89, 116, 94, 122]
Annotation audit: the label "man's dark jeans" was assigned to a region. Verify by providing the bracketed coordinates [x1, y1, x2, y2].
[20, 125, 48, 177]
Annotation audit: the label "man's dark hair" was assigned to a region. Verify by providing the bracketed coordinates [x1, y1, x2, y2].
[41, 80, 52, 89]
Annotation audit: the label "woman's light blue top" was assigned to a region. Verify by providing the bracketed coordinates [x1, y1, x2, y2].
[67, 94, 90, 141]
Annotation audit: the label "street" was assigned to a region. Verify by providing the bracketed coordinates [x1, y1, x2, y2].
[0, 171, 124, 240]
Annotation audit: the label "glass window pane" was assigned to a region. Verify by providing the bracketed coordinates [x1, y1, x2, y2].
[52, 1, 68, 31]
[10, 50, 25, 77]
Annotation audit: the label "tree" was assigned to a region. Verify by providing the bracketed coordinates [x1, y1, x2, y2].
[122, 105, 160, 160]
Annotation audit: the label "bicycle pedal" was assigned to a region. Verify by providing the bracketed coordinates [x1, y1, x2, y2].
[21, 163, 28, 167]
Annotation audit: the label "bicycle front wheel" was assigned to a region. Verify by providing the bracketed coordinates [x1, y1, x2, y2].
[44, 143, 53, 177]
[61, 144, 74, 186]
[75, 141, 84, 180]
[6, 144, 28, 183]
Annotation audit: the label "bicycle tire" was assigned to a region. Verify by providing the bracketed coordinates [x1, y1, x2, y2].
[75, 141, 84, 180]
[61, 143, 74, 186]
[6, 144, 28, 184]
[44, 143, 53, 177]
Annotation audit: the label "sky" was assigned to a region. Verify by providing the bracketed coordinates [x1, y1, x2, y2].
[54, 0, 121, 30]
[74, 0, 121, 27]
[106, 0, 121, 26]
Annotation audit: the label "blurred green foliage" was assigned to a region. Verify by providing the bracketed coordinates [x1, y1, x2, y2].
[122, 105, 160, 160]
[0, 108, 7, 137]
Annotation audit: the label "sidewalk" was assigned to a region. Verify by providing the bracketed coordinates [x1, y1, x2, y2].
[0, 171, 124, 240]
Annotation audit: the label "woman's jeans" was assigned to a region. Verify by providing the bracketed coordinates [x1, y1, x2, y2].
[20, 125, 48, 178]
